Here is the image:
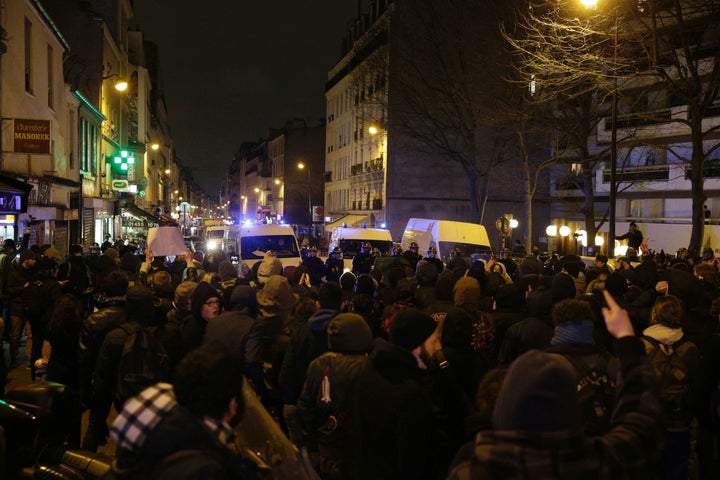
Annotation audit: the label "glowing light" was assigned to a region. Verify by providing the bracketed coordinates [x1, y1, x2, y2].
[509, 219, 519, 229]
[559, 226, 571, 237]
[546, 225, 558, 237]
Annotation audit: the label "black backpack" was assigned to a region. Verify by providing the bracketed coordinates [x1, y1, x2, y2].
[556, 351, 616, 436]
[116, 324, 170, 406]
[642, 336, 694, 429]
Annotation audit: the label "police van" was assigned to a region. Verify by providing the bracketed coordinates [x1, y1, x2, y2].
[236, 223, 302, 271]
[329, 226, 394, 271]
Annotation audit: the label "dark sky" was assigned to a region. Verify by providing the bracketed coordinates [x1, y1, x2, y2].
[132, 1, 361, 194]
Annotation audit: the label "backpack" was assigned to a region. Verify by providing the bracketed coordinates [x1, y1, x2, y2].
[557, 352, 616, 436]
[642, 336, 693, 429]
[116, 324, 170, 406]
[22, 279, 49, 318]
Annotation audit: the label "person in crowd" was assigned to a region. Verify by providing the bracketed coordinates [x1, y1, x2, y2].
[414, 261, 439, 310]
[641, 294, 699, 479]
[353, 309, 442, 479]
[166, 280, 197, 329]
[89, 286, 171, 451]
[297, 312, 373, 479]
[79, 271, 129, 451]
[109, 342, 263, 479]
[301, 246, 326, 286]
[180, 281, 222, 357]
[403, 241, 423, 271]
[57, 244, 91, 309]
[617, 221, 644, 251]
[26, 255, 61, 380]
[256, 251, 283, 286]
[447, 290, 663, 479]
[352, 242, 374, 276]
[279, 282, 342, 446]
[424, 245, 444, 274]
[45, 293, 85, 446]
[325, 247, 344, 284]
[546, 298, 619, 436]
[339, 271, 357, 308]
[204, 284, 263, 394]
[5, 248, 36, 369]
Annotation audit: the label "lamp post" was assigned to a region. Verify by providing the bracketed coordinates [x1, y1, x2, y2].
[582, 0, 618, 257]
[297, 162, 312, 234]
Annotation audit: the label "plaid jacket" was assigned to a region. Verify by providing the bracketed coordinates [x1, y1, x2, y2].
[447, 336, 663, 479]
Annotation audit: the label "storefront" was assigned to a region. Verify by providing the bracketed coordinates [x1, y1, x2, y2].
[121, 204, 177, 247]
[0, 173, 33, 244]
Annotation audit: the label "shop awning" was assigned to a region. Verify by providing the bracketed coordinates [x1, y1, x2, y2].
[122, 205, 164, 228]
[0, 173, 32, 213]
[324, 214, 369, 232]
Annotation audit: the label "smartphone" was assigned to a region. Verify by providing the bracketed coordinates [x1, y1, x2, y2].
[230, 255, 239, 265]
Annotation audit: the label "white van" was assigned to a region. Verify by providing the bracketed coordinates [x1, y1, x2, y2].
[329, 226, 394, 271]
[205, 225, 239, 253]
[236, 223, 302, 270]
[401, 218, 492, 264]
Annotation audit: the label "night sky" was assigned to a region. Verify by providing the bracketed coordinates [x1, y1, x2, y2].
[132, 1, 361, 194]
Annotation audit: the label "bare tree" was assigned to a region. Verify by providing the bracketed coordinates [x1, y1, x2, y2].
[388, 0, 522, 223]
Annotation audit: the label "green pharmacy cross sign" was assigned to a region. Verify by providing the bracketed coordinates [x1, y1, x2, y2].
[112, 150, 135, 173]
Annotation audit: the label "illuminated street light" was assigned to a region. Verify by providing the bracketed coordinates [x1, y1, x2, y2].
[368, 125, 379, 135]
[297, 162, 312, 231]
[150, 143, 160, 151]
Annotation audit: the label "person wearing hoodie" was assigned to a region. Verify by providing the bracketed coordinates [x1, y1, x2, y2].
[414, 261, 439, 310]
[353, 309, 442, 480]
[448, 290, 663, 480]
[180, 281, 222, 358]
[297, 312, 373, 479]
[203, 285, 263, 395]
[641, 294, 699, 480]
[279, 282, 342, 446]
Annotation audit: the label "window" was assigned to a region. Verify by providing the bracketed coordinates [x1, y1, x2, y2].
[24, 18, 33, 94]
[47, 44, 54, 108]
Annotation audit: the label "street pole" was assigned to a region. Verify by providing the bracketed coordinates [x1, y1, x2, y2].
[306, 167, 312, 237]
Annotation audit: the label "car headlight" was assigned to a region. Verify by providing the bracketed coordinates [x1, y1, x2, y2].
[207, 240, 218, 250]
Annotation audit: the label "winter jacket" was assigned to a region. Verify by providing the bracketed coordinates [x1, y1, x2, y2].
[279, 308, 338, 404]
[353, 338, 437, 480]
[5, 261, 34, 316]
[447, 336, 662, 480]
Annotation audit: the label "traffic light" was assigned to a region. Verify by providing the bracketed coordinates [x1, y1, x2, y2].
[112, 150, 135, 173]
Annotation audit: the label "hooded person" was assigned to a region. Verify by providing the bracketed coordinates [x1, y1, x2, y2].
[448, 290, 663, 480]
[204, 285, 263, 394]
[256, 275, 297, 364]
[180, 281, 222, 357]
[297, 313, 373, 479]
[354, 309, 442, 479]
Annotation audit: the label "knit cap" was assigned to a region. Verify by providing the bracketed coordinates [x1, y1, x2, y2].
[174, 281, 198, 309]
[104, 247, 119, 261]
[327, 313, 373, 354]
[389, 309, 438, 351]
[43, 246, 62, 261]
[492, 349, 581, 432]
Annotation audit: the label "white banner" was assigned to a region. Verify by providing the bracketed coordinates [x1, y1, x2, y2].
[147, 226, 186, 256]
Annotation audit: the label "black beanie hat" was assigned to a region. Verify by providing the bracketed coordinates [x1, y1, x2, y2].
[492, 349, 580, 432]
[191, 281, 221, 320]
[389, 309, 438, 351]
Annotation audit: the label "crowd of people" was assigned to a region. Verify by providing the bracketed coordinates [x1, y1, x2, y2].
[0, 233, 719, 479]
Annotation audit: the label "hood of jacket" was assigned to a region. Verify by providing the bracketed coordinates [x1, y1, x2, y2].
[190, 281, 221, 321]
[308, 308, 338, 333]
[256, 275, 296, 311]
[642, 323, 684, 346]
[367, 337, 423, 383]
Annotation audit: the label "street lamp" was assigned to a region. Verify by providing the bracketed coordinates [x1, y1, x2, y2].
[582, 0, 618, 256]
[297, 162, 312, 232]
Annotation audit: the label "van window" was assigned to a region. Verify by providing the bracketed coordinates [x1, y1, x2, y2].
[241, 235, 300, 259]
[338, 240, 393, 259]
[207, 230, 224, 240]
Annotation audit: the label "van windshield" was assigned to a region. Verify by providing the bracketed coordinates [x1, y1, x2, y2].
[207, 230, 225, 239]
[338, 240, 393, 259]
[241, 235, 300, 259]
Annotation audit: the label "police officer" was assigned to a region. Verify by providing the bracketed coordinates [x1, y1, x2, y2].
[403, 242, 422, 270]
[302, 246, 326, 286]
[424, 246, 444, 274]
[352, 242, 374, 276]
[325, 247, 344, 284]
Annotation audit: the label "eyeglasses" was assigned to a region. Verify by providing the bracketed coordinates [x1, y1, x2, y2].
[204, 299, 221, 306]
